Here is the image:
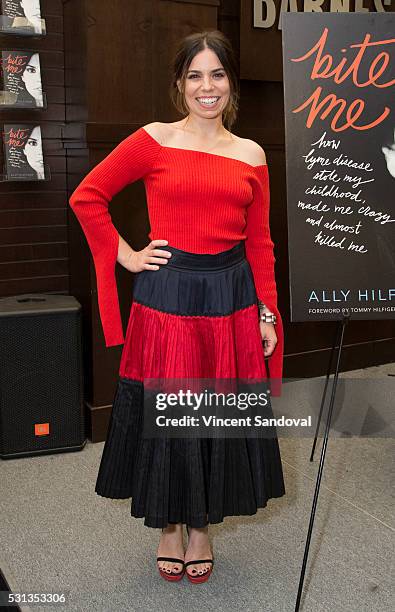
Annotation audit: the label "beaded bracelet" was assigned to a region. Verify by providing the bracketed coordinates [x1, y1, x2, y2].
[257, 299, 277, 325]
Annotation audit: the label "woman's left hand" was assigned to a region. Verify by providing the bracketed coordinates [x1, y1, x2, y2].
[259, 321, 277, 357]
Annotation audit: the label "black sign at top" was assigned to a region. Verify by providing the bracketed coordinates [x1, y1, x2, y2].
[282, 12, 395, 323]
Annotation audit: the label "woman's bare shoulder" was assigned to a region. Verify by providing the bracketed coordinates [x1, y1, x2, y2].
[141, 122, 167, 145]
[238, 137, 267, 166]
[142, 122, 176, 146]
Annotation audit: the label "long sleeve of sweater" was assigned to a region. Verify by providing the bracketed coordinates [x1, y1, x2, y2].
[245, 165, 284, 393]
[69, 128, 161, 346]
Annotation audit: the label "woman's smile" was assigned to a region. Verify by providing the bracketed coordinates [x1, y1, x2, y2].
[196, 96, 221, 108]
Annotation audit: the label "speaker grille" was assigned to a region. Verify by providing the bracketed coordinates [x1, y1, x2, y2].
[0, 295, 86, 457]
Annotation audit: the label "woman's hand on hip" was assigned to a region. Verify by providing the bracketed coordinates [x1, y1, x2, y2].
[118, 239, 172, 273]
[259, 321, 277, 357]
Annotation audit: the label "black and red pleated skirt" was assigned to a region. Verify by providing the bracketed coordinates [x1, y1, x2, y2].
[94, 240, 285, 528]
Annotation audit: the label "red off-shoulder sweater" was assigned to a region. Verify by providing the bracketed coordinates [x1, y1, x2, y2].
[69, 127, 284, 395]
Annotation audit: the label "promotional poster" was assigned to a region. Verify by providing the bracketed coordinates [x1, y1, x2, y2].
[0, 50, 44, 107]
[282, 13, 394, 322]
[0, 0, 44, 35]
[2, 124, 45, 180]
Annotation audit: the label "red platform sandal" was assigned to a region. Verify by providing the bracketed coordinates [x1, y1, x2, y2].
[156, 556, 185, 582]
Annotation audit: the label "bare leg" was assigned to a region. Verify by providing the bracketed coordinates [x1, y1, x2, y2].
[184, 521, 213, 577]
[157, 523, 184, 574]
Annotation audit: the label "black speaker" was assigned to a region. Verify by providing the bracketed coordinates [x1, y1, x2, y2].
[0, 294, 86, 459]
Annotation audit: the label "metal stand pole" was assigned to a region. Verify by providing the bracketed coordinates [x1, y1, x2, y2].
[295, 313, 350, 612]
[310, 319, 344, 462]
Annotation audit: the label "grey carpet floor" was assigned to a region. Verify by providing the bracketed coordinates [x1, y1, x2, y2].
[0, 364, 394, 612]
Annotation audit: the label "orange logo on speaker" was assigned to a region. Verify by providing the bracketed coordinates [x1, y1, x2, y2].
[35, 422, 49, 436]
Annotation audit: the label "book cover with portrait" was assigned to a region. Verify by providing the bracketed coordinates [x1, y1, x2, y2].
[0, 0, 44, 35]
[3, 124, 45, 180]
[1, 50, 44, 107]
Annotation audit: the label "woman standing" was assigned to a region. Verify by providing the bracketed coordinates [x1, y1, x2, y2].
[69, 29, 285, 584]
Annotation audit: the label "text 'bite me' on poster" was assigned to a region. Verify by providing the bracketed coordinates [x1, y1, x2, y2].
[282, 13, 394, 323]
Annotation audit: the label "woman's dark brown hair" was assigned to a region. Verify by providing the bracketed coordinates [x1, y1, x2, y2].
[169, 29, 239, 132]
